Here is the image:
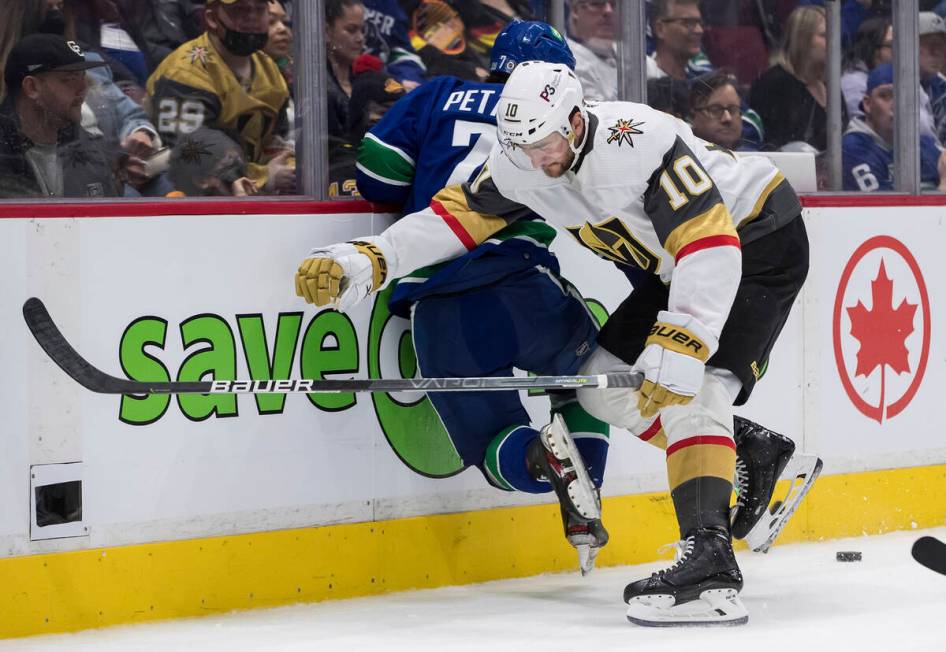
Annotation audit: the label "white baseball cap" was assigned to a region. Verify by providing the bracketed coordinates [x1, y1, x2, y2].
[919, 12, 946, 37]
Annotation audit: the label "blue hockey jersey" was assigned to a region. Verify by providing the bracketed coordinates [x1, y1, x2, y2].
[842, 117, 941, 192]
[363, 0, 426, 84]
[356, 76, 559, 317]
[357, 76, 503, 213]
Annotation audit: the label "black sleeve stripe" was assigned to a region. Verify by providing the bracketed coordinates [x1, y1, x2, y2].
[462, 170, 533, 224]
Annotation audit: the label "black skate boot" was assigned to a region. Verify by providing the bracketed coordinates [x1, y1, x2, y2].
[528, 413, 608, 574]
[731, 416, 823, 552]
[624, 527, 747, 627]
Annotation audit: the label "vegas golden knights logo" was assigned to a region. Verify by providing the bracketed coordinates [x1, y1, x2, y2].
[567, 217, 661, 273]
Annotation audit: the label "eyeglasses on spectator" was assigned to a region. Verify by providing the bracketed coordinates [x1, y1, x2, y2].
[695, 104, 741, 119]
[659, 17, 704, 31]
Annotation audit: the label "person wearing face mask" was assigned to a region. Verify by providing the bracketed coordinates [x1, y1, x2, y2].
[145, 0, 295, 195]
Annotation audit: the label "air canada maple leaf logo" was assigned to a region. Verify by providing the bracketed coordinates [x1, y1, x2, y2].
[606, 118, 644, 147]
[847, 261, 916, 379]
[833, 236, 930, 423]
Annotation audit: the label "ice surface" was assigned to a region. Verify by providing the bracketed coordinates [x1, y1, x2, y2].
[4, 527, 945, 651]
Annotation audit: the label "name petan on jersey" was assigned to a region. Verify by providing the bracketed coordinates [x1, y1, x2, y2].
[442, 88, 499, 116]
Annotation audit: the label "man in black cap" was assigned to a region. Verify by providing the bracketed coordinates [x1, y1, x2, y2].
[0, 34, 123, 198]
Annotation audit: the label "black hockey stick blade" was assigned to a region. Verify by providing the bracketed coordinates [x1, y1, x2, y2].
[912, 536, 946, 575]
[23, 297, 643, 396]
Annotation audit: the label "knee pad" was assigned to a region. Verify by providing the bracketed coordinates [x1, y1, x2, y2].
[660, 373, 735, 448]
[577, 345, 654, 436]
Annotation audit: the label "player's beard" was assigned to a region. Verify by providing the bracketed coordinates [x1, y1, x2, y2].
[541, 150, 576, 178]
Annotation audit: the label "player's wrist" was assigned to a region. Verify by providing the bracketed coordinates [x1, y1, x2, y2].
[348, 240, 388, 292]
[647, 310, 718, 362]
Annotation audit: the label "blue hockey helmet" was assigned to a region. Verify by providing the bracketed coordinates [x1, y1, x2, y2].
[489, 20, 576, 77]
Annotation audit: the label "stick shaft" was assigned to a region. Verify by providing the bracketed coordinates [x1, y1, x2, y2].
[23, 298, 643, 395]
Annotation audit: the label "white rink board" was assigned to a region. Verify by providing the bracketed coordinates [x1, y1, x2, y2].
[0, 203, 943, 558]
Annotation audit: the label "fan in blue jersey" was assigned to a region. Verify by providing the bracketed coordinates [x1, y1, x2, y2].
[363, 0, 427, 86]
[355, 20, 611, 574]
[843, 63, 945, 192]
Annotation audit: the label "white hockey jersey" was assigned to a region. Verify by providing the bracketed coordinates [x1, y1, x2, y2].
[371, 101, 801, 339]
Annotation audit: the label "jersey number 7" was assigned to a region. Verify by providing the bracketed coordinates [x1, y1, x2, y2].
[445, 120, 497, 187]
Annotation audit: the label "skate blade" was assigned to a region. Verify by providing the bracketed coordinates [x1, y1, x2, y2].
[745, 454, 823, 553]
[626, 589, 748, 627]
[577, 544, 600, 576]
[543, 413, 601, 520]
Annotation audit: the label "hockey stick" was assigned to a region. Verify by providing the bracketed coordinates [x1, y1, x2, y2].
[23, 297, 643, 396]
[912, 536, 946, 575]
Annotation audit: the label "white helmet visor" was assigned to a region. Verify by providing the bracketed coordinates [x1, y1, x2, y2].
[499, 130, 571, 171]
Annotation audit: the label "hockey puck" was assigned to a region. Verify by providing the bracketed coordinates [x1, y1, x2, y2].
[836, 551, 862, 562]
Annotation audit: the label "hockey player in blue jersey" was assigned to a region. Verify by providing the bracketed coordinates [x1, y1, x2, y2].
[355, 20, 611, 574]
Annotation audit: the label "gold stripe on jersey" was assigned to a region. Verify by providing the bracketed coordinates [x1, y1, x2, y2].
[667, 440, 737, 489]
[739, 171, 787, 228]
[431, 185, 508, 246]
[663, 203, 738, 260]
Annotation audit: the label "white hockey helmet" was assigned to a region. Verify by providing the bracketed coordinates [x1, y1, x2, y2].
[496, 60, 587, 169]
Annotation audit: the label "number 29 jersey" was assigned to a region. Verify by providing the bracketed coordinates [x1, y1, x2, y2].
[145, 33, 289, 184]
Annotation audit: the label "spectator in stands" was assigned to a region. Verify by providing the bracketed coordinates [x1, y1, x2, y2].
[698, 0, 778, 89]
[65, 0, 150, 86]
[0, 0, 47, 102]
[167, 126, 258, 196]
[647, 0, 707, 81]
[919, 12, 946, 145]
[749, 5, 846, 151]
[689, 70, 755, 151]
[0, 34, 122, 197]
[566, 0, 617, 101]
[147, 0, 295, 195]
[841, 17, 891, 118]
[30, 0, 166, 195]
[0, 0, 162, 195]
[127, 1, 208, 72]
[363, 0, 424, 87]
[66, 2, 207, 78]
[407, 0, 489, 82]
[843, 62, 946, 192]
[454, 0, 534, 60]
[264, 0, 293, 88]
[327, 0, 366, 138]
[329, 59, 406, 198]
[646, 76, 689, 119]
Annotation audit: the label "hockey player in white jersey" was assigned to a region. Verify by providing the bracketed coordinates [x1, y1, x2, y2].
[295, 61, 820, 626]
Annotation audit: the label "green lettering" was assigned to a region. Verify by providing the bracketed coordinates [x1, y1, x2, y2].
[237, 313, 303, 415]
[368, 287, 462, 477]
[119, 317, 171, 425]
[177, 314, 238, 421]
[300, 311, 358, 411]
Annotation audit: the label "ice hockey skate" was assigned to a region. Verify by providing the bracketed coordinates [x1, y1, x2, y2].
[528, 413, 608, 575]
[624, 527, 748, 627]
[731, 416, 823, 553]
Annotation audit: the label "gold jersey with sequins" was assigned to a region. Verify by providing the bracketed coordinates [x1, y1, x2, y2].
[145, 32, 289, 185]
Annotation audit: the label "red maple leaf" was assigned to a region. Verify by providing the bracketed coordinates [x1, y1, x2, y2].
[846, 259, 917, 418]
